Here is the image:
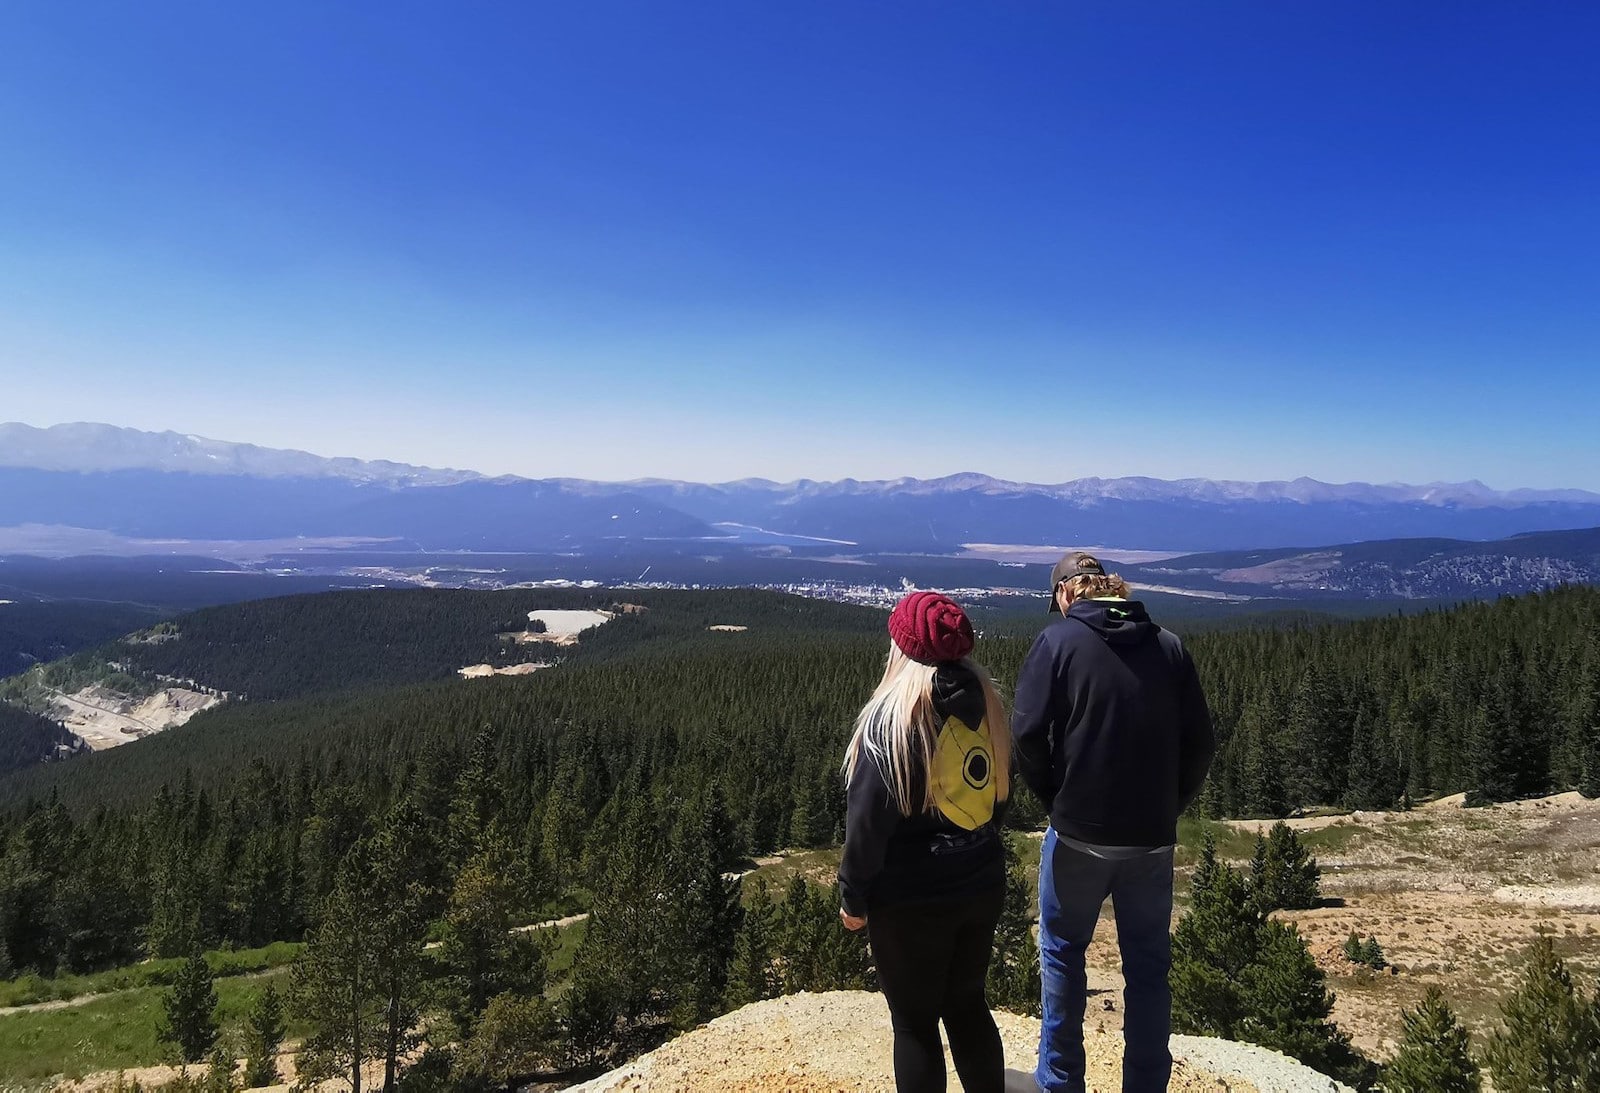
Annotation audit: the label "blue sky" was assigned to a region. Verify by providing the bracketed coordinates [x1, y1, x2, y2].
[2, 3, 1596, 486]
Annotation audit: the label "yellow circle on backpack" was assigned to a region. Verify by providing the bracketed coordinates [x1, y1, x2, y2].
[932, 714, 995, 831]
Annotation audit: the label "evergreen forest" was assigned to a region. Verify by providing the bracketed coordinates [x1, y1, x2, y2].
[1, 583, 1597, 1088]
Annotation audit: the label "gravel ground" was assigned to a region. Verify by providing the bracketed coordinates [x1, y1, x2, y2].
[570, 991, 1351, 1092]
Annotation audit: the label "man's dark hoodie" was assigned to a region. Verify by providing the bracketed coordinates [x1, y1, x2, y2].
[1012, 598, 1215, 848]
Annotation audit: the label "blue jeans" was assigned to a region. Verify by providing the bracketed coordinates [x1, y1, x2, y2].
[1035, 828, 1174, 1093]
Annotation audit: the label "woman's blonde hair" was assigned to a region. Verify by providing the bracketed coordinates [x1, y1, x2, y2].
[841, 645, 1011, 817]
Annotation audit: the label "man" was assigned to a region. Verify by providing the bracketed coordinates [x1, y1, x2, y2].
[1012, 551, 1215, 1093]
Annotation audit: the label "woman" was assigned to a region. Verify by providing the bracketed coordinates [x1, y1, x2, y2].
[838, 590, 1012, 1093]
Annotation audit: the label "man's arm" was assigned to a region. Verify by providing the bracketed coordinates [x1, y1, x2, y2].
[1175, 648, 1216, 812]
[1012, 630, 1063, 806]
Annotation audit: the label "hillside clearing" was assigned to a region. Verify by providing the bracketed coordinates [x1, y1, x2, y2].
[47, 685, 221, 749]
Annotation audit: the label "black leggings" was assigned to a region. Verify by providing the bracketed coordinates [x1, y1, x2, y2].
[867, 887, 1006, 1093]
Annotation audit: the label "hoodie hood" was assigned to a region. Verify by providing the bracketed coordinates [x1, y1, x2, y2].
[1065, 598, 1160, 646]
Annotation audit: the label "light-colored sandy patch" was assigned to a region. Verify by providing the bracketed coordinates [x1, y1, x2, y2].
[458, 662, 553, 679]
[1216, 551, 1344, 587]
[707, 624, 748, 632]
[960, 544, 1188, 565]
[504, 630, 581, 646]
[48, 685, 222, 750]
[569, 990, 1350, 1093]
[528, 609, 612, 637]
[55, 1047, 392, 1093]
[1493, 884, 1600, 909]
[1227, 791, 1594, 836]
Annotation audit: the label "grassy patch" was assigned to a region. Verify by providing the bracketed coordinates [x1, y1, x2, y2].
[1174, 816, 1257, 866]
[544, 919, 589, 983]
[0, 969, 303, 1085]
[1295, 824, 1372, 855]
[0, 942, 303, 1009]
[744, 848, 843, 891]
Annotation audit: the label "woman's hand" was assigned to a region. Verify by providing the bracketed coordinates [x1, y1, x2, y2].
[839, 909, 867, 932]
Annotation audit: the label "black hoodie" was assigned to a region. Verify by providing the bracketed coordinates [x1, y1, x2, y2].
[837, 662, 1006, 917]
[1012, 599, 1215, 848]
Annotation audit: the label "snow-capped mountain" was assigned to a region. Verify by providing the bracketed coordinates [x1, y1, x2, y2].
[625, 472, 1599, 507]
[3, 422, 1599, 553]
[0, 422, 481, 485]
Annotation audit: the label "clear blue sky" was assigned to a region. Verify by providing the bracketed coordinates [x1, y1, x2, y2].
[2, 3, 1596, 486]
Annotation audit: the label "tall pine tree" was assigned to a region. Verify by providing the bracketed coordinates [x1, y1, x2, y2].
[1380, 986, 1480, 1093]
[1483, 934, 1600, 1092]
[157, 950, 220, 1064]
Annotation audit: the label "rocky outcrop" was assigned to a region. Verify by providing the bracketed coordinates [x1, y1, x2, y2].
[570, 991, 1352, 1093]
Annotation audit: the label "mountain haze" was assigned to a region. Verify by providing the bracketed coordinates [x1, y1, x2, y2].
[5, 422, 1600, 553]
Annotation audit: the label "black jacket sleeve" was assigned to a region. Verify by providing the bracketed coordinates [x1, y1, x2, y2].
[837, 755, 898, 917]
[1175, 648, 1217, 812]
[1011, 630, 1063, 807]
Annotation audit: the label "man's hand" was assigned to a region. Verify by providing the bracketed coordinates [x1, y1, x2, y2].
[839, 909, 867, 932]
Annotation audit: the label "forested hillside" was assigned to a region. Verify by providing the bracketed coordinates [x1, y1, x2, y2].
[4, 586, 1597, 979]
[13, 587, 884, 704]
[1190, 586, 1600, 817]
[0, 703, 82, 777]
[1, 584, 1596, 1088]
[0, 600, 168, 677]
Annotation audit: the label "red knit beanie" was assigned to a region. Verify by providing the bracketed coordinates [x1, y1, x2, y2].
[888, 591, 974, 664]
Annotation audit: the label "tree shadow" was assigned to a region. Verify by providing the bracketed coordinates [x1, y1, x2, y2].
[1004, 1068, 1038, 1091]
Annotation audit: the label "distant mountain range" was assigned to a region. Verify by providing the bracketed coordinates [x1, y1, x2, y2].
[5, 421, 1600, 553]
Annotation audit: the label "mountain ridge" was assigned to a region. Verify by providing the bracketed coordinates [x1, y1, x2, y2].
[7, 421, 1597, 505]
[6, 422, 1600, 553]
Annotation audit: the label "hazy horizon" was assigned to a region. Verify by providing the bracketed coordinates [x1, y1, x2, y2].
[6, 418, 1600, 497]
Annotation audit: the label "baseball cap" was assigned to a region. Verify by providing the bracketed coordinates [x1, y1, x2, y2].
[1047, 551, 1107, 613]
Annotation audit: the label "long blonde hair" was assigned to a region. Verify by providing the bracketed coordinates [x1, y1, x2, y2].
[841, 645, 1011, 817]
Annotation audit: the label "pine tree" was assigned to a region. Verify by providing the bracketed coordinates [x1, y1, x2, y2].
[1238, 702, 1288, 817]
[242, 984, 285, 1089]
[1380, 986, 1481, 1093]
[1471, 650, 1543, 803]
[1172, 839, 1262, 1038]
[1251, 823, 1321, 911]
[365, 809, 432, 1093]
[1483, 934, 1600, 1091]
[1346, 711, 1402, 810]
[988, 836, 1041, 1017]
[726, 877, 778, 1009]
[455, 991, 559, 1086]
[433, 836, 547, 1038]
[291, 843, 385, 1093]
[1361, 936, 1387, 970]
[157, 951, 220, 1064]
[816, 883, 873, 991]
[1173, 837, 1367, 1082]
[1238, 920, 1355, 1079]
[666, 792, 746, 1026]
[774, 874, 825, 994]
[202, 1045, 236, 1093]
[1579, 673, 1600, 799]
